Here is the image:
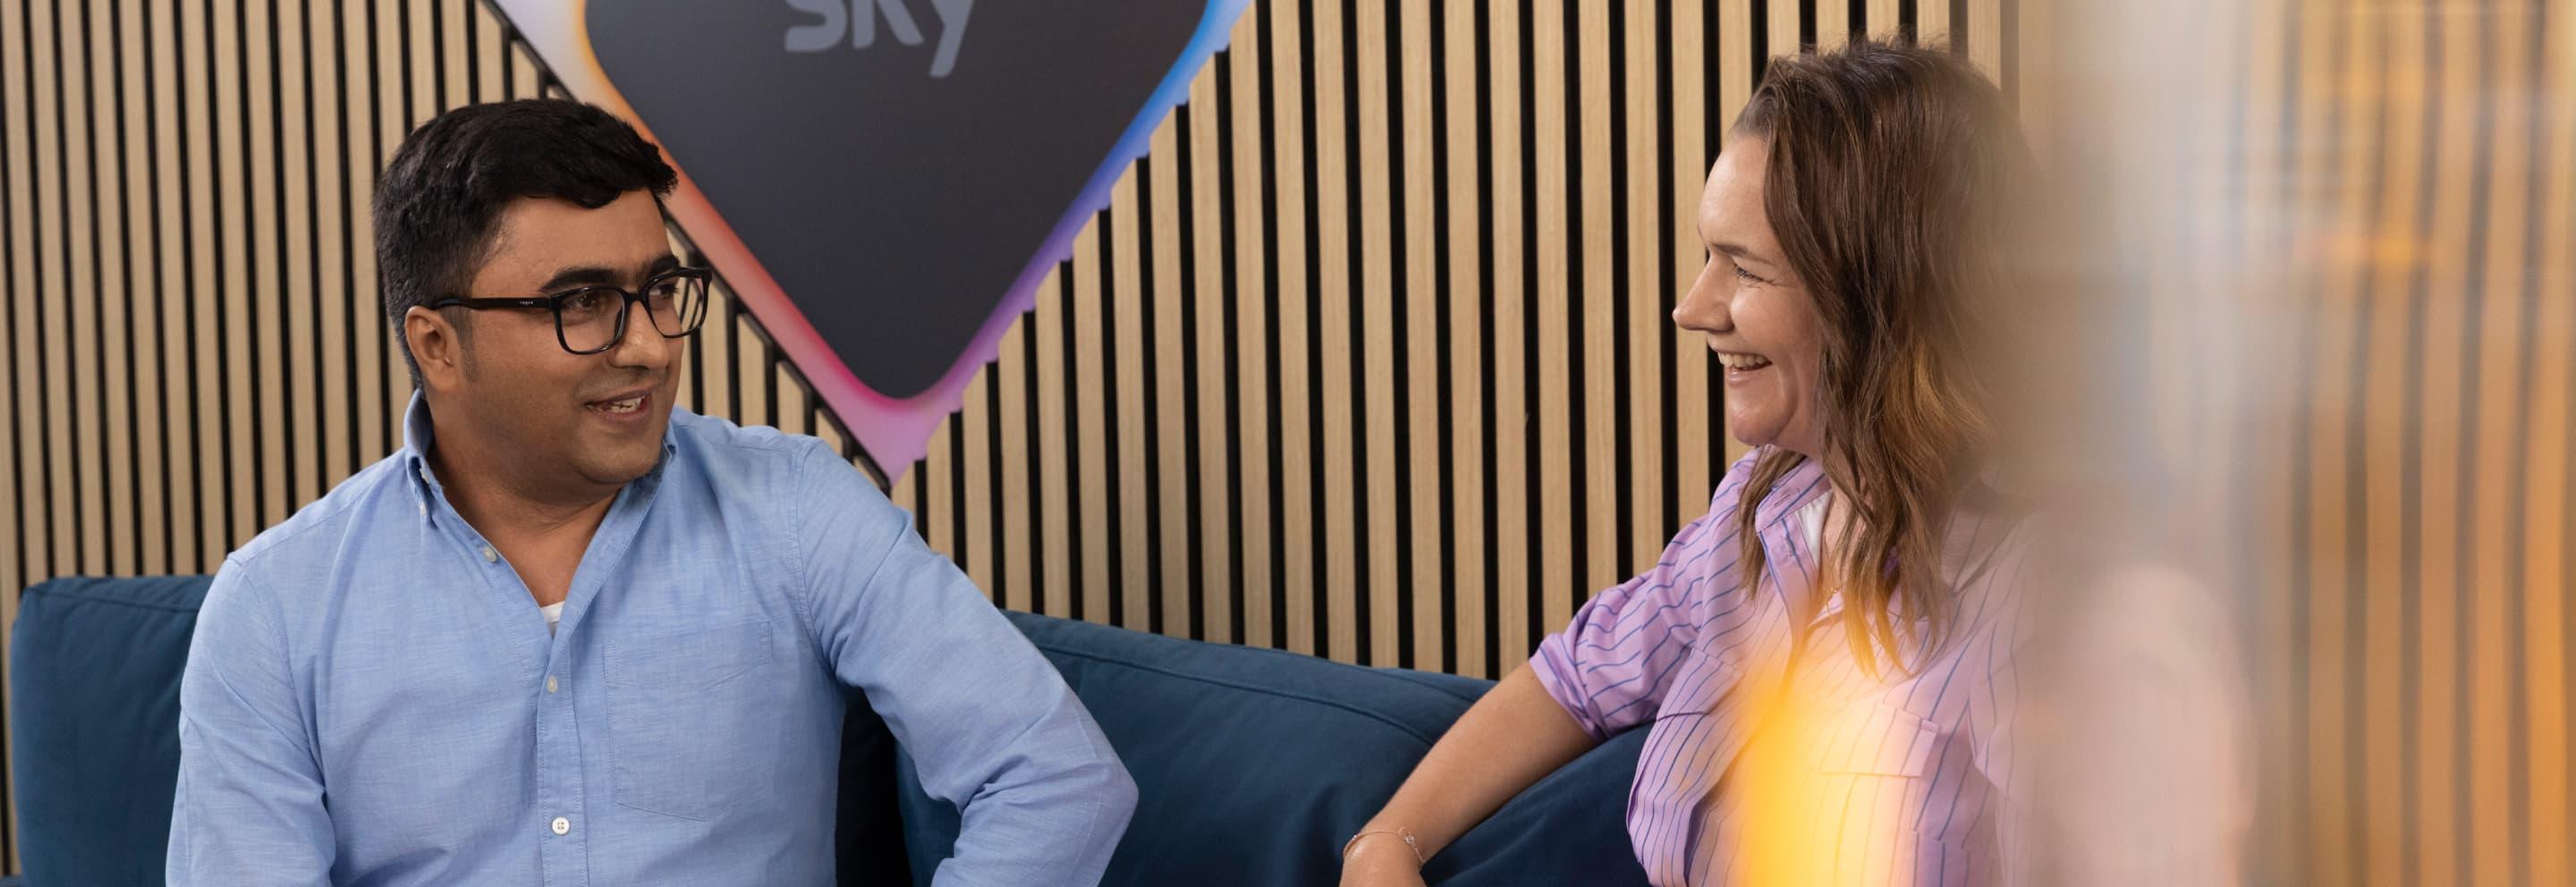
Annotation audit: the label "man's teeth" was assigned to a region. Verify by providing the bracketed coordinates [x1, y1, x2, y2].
[1718, 352, 1771, 370]
[591, 395, 644, 414]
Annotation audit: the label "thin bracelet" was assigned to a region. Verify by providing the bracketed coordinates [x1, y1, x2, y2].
[1342, 826, 1425, 865]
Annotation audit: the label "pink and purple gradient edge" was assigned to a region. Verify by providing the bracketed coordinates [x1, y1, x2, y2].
[497, 0, 1253, 480]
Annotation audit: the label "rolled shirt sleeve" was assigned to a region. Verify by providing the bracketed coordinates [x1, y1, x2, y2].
[787, 441, 1137, 887]
[1528, 460, 1758, 740]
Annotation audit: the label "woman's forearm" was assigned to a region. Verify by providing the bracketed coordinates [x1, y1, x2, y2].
[1356, 665, 1601, 863]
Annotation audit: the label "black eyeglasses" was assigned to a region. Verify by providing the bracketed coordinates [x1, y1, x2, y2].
[428, 267, 713, 355]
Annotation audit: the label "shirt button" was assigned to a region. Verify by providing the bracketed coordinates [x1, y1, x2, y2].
[546, 675, 558, 693]
[480, 545, 498, 562]
[416, 502, 427, 515]
[551, 816, 571, 836]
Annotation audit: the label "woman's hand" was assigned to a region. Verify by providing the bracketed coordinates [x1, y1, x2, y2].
[1338, 833, 1429, 887]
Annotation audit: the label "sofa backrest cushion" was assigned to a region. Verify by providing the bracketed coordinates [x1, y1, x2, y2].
[10, 576, 211, 887]
[895, 611, 1649, 886]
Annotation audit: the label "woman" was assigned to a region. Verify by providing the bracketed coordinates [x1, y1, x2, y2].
[1341, 38, 2038, 887]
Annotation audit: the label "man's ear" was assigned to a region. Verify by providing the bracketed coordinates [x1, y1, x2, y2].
[406, 306, 470, 389]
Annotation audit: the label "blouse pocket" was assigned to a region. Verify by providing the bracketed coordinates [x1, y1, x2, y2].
[1805, 699, 1942, 778]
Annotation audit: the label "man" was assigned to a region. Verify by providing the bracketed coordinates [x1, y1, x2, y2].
[166, 98, 1135, 885]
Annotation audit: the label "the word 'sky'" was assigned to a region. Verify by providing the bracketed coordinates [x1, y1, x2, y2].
[784, 0, 972, 78]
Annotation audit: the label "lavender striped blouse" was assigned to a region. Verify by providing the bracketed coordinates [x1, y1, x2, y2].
[1530, 452, 2029, 886]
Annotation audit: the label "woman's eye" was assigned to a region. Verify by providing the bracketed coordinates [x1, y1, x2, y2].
[1732, 264, 1766, 284]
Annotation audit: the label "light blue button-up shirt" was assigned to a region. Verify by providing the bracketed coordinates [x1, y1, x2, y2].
[167, 396, 1135, 886]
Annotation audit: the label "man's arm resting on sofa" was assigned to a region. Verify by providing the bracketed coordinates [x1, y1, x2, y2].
[165, 562, 336, 886]
[791, 441, 1137, 886]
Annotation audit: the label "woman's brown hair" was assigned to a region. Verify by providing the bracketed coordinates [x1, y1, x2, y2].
[1729, 38, 2036, 675]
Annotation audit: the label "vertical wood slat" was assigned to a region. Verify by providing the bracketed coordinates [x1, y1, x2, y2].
[1187, 55, 1233, 644]
[2462, 0, 2529, 874]
[2237, 2, 2298, 882]
[1227, 4, 1270, 649]
[2527, 9, 2576, 880]
[998, 314, 1034, 614]
[961, 355, 995, 600]
[1966, 0, 2004, 79]
[2303, 4, 2374, 880]
[1531, 0, 1572, 635]
[1761, 0, 1803, 59]
[918, 379, 952, 562]
[735, 305, 767, 432]
[1400, 0, 1440, 670]
[1150, 114, 1191, 638]
[1109, 152, 1147, 630]
[2358, 3, 2418, 882]
[308, 0, 346, 529]
[1441, 0, 1487, 676]
[1818, 0, 1851, 48]
[1268, 0, 1316, 657]
[247, 0, 281, 534]
[1920, 0, 1952, 46]
[1354, 0, 1396, 667]
[183, 0, 214, 575]
[1624, 0, 1666, 589]
[1690, 0, 1731, 500]
[1038, 263, 1072, 619]
[107, 0, 146, 579]
[277, 0, 311, 528]
[2414, 1, 2478, 880]
[360, 0, 394, 469]
[2276, 4, 2341, 880]
[68, 0, 100, 577]
[1082, 175, 1120, 625]
[46, 0, 77, 580]
[1578, 0, 1619, 600]
[1486, 0, 1531, 674]
[148, 0, 180, 575]
[1311, 0, 1355, 662]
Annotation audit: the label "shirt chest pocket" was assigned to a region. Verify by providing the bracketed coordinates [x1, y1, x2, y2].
[604, 618, 777, 821]
[1805, 699, 1942, 778]
[1798, 698, 1970, 849]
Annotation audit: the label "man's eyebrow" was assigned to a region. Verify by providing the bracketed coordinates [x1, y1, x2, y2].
[536, 265, 625, 292]
[536, 255, 680, 292]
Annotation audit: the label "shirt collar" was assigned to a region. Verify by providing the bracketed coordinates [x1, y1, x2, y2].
[1750, 453, 1835, 538]
[398, 391, 681, 517]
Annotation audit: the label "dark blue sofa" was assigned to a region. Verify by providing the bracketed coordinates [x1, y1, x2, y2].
[10, 576, 1648, 885]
